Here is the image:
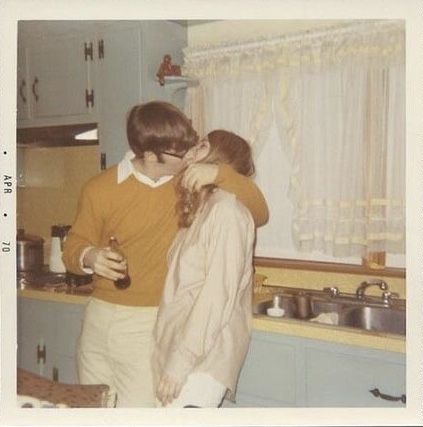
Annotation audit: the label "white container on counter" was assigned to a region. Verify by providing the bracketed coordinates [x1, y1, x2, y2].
[49, 224, 71, 273]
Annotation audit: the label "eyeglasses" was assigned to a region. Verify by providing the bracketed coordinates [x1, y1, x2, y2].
[160, 141, 204, 160]
[160, 150, 188, 160]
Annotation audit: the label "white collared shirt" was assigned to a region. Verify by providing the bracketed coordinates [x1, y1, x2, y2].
[117, 150, 174, 188]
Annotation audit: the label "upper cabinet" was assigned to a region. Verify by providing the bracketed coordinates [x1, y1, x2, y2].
[17, 26, 98, 127]
[17, 21, 188, 167]
[17, 45, 30, 122]
[95, 21, 187, 166]
[28, 36, 96, 121]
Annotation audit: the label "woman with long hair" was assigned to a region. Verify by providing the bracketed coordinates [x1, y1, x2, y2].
[152, 130, 257, 408]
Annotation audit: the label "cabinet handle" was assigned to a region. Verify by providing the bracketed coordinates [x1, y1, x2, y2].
[19, 79, 27, 103]
[100, 152, 106, 170]
[84, 42, 93, 61]
[36, 344, 46, 364]
[98, 39, 104, 59]
[52, 366, 59, 382]
[32, 77, 39, 102]
[85, 89, 94, 108]
[369, 388, 406, 403]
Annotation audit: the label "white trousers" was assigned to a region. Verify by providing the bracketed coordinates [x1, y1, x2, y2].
[77, 298, 158, 408]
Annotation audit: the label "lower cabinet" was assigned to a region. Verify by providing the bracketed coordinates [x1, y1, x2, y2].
[305, 344, 405, 407]
[17, 297, 85, 384]
[223, 330, 405, 408]
[17, 299, 405, 406]
[224, 332, 301, 407]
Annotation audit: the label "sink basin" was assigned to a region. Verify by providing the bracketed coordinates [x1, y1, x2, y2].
[253, 292, 406, 336]
[253, 295, 297, 318]
[253, 294, 346, 319]
[338, 305, 406, 335]
[253, 294, 348, 319]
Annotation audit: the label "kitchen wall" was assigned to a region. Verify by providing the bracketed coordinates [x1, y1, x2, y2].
[255, 266, 405, 298]
[17, 146, 100, 262]
[188, 20, 406, 298]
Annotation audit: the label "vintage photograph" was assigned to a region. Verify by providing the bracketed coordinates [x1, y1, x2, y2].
[1, 1, 421, 426]
[15, 16, 406, 405]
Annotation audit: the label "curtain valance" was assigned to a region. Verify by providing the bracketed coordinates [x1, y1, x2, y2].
[183, 21, 404, 78]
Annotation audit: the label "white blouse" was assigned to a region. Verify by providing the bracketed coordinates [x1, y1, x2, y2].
[152, 189, 255, 401]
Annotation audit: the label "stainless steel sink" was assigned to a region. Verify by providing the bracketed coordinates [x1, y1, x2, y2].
[338, 305, 406, 335]
[253, 289, 406, 336]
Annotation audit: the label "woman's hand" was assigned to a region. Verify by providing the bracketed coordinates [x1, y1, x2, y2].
[181, 164, 218, 192]
[156, 374, 183, 406]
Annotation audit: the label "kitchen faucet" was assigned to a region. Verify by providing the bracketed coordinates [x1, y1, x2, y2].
[355, 279, 388, 299]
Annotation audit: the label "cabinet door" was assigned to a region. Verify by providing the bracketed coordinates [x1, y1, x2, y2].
[222, 330, 405, 408]
[305, 346, 406, 407]
[96, 21, 188, 168]
[96, 27, 143, 167]
[17, 298, 58, 378]
[53, 303, 85, 384]
[27, 36, 94, 121]
[139, 21, 187, 108]
[17, 297, 38, 374]
[223, 331, 301, 407]
[17, 46, 30, 121]
[17, 297, 85, 384]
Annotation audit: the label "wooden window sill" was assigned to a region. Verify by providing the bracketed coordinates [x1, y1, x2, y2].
[254, 256, 405, 278]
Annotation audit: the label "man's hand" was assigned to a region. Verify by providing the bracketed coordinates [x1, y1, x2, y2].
[156, 374, 183, 406]
[83, 247, 127, 281]
[181, 164, 219, 192]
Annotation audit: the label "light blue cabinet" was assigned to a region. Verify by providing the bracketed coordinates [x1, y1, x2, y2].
[17, 299, 405, 405]
[96, 21, 187, 167]
[17, 23, 98, 128]
[17, 297, 85, 384]
[231, 332, 301, 407]
[305, 343, 405, 407]
[17, 21, 188, 168]
[224, 330, 405, 408]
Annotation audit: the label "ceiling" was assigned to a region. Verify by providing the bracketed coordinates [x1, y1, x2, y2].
[18, 20, 217, 39]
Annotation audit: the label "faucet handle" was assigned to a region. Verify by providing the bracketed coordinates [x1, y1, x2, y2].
[323, 286, 340, 297]
[381, 291, 399, 305]
[378, 279, 389, 290]
[364, 279, 389, 289]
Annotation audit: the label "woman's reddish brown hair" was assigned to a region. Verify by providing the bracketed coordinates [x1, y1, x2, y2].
[175, 130, 255, 228]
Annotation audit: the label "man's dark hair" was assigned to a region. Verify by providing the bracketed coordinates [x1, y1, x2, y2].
[126, 101, 198, 161]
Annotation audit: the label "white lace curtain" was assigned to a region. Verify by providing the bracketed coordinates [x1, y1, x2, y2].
[183, 21, 405, 257]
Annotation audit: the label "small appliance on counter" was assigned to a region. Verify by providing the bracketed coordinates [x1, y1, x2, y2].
[49, 224, 72, 273]
[17, 224, 93, 292]
[17, 228, 44, 272]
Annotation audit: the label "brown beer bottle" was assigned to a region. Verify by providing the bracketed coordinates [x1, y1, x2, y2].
[109, 237, 131, 289]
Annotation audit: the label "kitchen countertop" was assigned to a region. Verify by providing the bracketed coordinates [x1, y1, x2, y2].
[17, 284, 92, 305]
[17, 286, 405, 354]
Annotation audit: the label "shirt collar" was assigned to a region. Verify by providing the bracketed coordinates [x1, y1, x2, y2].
[117, 150, 174, 188]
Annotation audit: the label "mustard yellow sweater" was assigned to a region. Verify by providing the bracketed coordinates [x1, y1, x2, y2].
[62, 164, 268, 306]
